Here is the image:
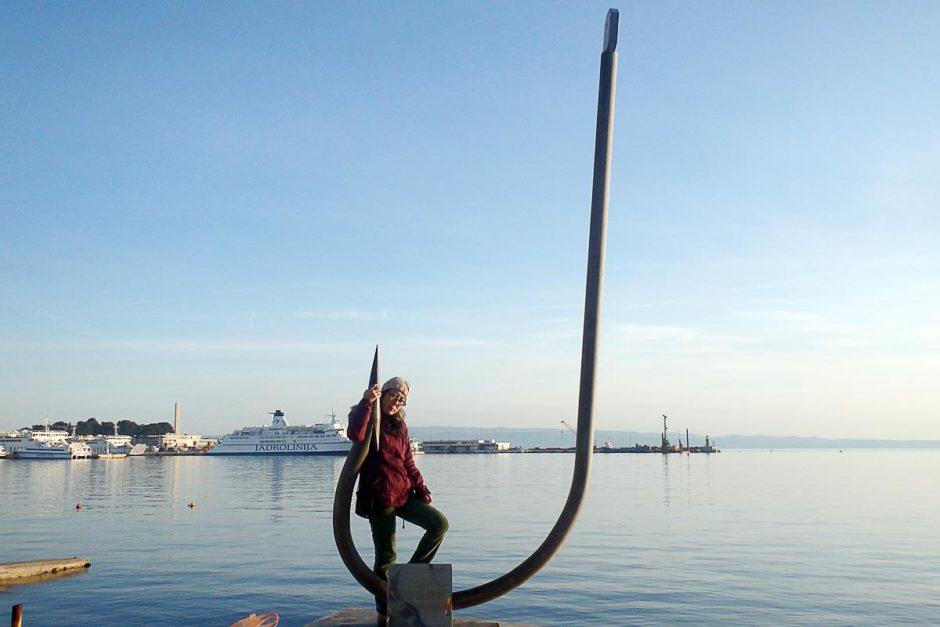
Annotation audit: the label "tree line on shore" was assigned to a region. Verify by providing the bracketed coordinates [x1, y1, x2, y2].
[28, 417, 174, 437]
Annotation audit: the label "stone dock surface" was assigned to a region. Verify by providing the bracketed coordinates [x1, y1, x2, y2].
[306, 607, 538, 626]
[0, 557, 91, 582]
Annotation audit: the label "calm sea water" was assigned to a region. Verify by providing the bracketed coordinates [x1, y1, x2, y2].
[1, 450, 938, 626]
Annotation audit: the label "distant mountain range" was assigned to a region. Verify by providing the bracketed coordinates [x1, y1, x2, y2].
[408, 426, 940, 449]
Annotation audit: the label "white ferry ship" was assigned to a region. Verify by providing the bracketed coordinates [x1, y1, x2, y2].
[18, 439, 94, 460]
[208, 410, 352, 456]
[0, 428, 71, 456]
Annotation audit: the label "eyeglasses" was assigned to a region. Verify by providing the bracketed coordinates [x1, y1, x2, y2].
[385, 392, 407, 406]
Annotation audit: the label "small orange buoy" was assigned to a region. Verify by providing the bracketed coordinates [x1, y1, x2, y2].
[230, 611, 279, 627]
[75, 503, 81, 510]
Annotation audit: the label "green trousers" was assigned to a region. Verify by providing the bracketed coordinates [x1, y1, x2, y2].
[370, 496, 448, 614]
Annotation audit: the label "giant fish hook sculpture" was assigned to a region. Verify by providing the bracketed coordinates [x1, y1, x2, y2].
[332, 8, 619, 610]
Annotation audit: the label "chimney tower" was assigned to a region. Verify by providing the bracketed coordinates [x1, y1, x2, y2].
[174, 402, 181, 434]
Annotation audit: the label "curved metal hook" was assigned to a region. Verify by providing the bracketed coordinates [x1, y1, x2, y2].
[332, 9, 619, 610]
[453, 9, 618, 608]
[332, 346, 387, 598]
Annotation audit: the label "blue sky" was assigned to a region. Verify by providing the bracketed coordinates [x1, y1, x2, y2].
[2, 2, 938, 438]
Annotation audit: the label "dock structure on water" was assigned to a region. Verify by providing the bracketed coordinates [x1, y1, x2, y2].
[420, 439, 513, 454]
[0, 557, 91, 583]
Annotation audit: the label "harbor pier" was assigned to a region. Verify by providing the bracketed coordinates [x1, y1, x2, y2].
[0, 557, 91, 583]
[306, 607, 537, 626]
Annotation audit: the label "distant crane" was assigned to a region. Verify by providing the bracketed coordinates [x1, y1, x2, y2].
[561, 420, 597, 449]
[661, 414, 671, 453]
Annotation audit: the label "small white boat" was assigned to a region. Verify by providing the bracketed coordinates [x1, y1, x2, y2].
[0, 444, 8, 458]
[17, 440, 94, 460]
[81, 430, 134, 457]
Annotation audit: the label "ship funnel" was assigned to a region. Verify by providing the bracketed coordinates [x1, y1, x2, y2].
[269, 410, 289, 428]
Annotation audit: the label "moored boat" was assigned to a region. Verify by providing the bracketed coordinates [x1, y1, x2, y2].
[0, 427, 71, 456]
[17, 439, 94, 460]
[208, 410, 352, 456]
[79, 428, 134, 457]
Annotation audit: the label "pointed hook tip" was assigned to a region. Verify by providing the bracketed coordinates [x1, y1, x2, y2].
[604, 9, 619, 53]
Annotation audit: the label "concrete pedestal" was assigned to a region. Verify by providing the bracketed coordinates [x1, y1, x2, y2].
[387, 563, 452, 626]
[307, 564, 538, 626]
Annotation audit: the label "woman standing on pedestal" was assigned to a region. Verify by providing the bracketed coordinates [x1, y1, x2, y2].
[347, 376, 449, 623]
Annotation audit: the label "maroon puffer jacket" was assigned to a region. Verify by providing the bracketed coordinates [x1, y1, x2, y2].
[347, 399, 426, 511]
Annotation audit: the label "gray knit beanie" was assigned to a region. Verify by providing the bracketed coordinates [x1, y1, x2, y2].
[381, 376, 410, 399]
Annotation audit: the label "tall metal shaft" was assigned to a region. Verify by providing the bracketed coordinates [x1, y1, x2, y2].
[453, 8, 619, 608]
[332, 347, 387, 597]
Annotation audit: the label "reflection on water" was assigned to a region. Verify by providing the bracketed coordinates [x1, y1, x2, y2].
[661, 454, 672, 509]
[0, 564, 91, 591]
[1, 451, 939, 626]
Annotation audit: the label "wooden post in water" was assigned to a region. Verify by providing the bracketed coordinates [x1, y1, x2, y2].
[11, 604, 23, 627]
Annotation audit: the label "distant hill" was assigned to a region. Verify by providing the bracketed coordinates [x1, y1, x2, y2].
[408, 426, 940, 450]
